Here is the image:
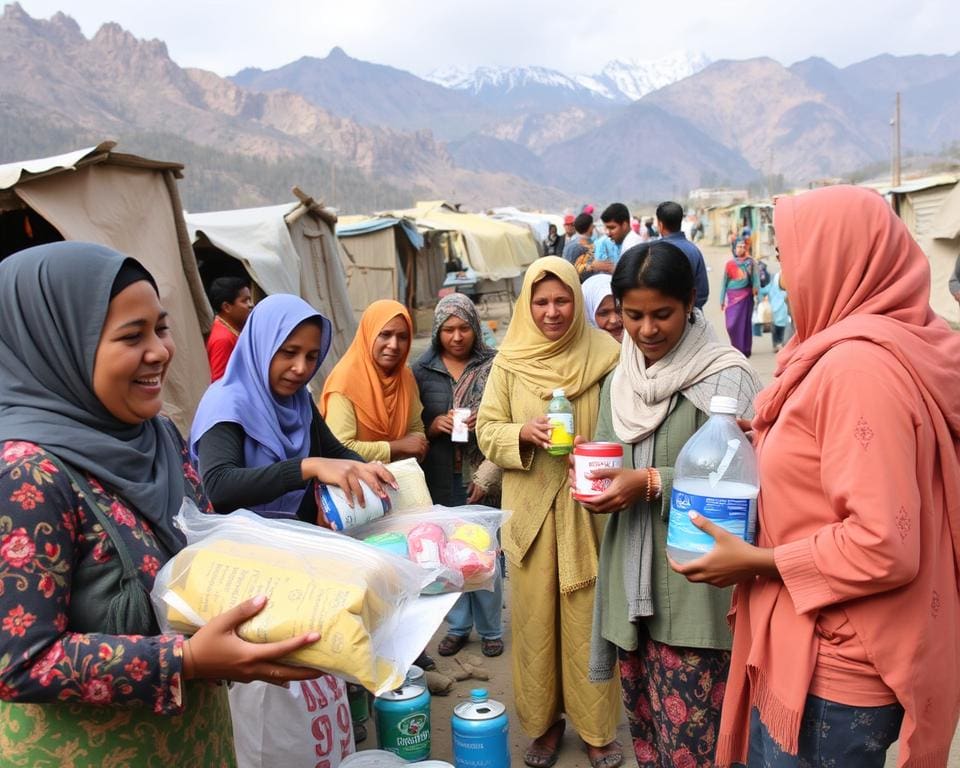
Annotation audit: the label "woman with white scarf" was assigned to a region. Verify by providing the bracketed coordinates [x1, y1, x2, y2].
[581, 273, 624, 342]
[576, 242, 761, 768]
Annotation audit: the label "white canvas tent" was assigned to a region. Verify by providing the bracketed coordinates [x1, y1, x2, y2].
[185, 189, 357, 381]
[0, 142, 212, 434]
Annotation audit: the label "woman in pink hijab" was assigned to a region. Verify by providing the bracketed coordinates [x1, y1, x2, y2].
[673, 186, 960, 767]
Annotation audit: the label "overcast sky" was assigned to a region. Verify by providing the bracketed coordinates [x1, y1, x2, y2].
[16, 0, 960, 77]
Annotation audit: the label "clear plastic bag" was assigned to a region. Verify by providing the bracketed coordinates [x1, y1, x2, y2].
[151, 500, 438, 694]
[346, 505, 509, 595]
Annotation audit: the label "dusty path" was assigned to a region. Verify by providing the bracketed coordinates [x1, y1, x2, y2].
[360, 243, 959, 766]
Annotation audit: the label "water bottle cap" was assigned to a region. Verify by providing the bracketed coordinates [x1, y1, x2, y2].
[709, 395, 738, 415]
[552, 388, 565, 398]
[470, 688, 488, 702]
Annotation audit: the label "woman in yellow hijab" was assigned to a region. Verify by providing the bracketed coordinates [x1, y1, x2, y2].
[477, 257, 623, 768]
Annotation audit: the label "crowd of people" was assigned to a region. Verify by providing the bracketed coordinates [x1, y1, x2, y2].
[0, 187, 957, 768]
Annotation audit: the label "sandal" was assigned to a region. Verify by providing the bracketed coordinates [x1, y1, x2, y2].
[523, 719, 565, 768]
[586, 739, 624, 768]
[414, 651, 437, 671]
[481, 637, 504, 657]
[437, 634, 468, 657]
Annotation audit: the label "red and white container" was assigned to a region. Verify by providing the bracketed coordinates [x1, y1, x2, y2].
[573, 442, 624, 498]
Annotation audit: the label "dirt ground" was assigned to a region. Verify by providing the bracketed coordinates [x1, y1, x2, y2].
[360, 243, 960, 766]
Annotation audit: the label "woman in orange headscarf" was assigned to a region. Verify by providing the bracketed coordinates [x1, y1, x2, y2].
[320, 300, 428, 463]
[672, 186, 960, 767]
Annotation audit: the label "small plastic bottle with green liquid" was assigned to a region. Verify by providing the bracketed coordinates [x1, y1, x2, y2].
[546, 388, 574, 456]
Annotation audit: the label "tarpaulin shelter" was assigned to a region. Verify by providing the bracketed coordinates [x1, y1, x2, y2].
[0, 142, 211, 434]
[336, 214, 448, 319]
[185, 189, 357, 382]
[883, 173, 960, 323]
[393, 201, 539, 282]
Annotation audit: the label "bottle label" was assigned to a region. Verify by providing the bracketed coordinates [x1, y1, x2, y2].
[548, 414, 574, 448]
[667, 488, 756, 553]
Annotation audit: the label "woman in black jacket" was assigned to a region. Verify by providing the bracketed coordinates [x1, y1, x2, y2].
[413, 293, 504, 657]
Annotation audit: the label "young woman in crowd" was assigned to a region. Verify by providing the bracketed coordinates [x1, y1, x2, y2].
[581, 273, 624, 342]
[413, 293, 504, 658]
[720, 238, 760, 357]
[190, 293, 394, 521]
[575, 242, 760, 768]
[477, 256, 623, 768]
[0, 243, 319, 765]
[674, 186, 960, 767]
[320, 300, 428, 464]
[190, 292, 394, 762]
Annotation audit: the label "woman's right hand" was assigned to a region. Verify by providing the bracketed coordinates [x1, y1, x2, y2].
[428, 411, 455, 439]
[389, 433, 430, 462]
[519, 416, 552, 450]
[302, 458, 398, 507]
[183, 595, 321, 685]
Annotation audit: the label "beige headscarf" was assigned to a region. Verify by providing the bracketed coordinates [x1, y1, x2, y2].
[495, 256, 620, 400]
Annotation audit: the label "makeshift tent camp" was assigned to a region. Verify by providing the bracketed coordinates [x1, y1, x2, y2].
[0, 142, 211, 435]
[185, 190, 357, 381]
[884, 174, 960, 323]
[336, 215, 448, 318]
[393, 201, 539, 282]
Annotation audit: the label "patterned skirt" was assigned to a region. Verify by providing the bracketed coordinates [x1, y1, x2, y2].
[618, 627, 731, 768]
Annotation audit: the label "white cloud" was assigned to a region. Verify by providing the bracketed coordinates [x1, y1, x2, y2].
[15, 0, 960, 76]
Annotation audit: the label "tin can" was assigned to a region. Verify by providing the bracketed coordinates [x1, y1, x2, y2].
[316, 481, 393, 530]
[374, 683, 431, 762]
[572, 442, 623, 498]
[405, 664, 425, 687]
[452, 688, 510, 768]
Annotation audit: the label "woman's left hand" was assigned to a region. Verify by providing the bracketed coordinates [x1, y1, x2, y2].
[466, 482, 486, 504]
[465, 411, 477, 431]
[669, 512, 777, 587]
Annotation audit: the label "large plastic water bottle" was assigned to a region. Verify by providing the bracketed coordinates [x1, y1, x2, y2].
[546, 388, 574, 456]
[666, 395, 759, 564]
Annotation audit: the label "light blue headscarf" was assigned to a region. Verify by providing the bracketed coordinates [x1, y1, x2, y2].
[190, 294, 331, 516]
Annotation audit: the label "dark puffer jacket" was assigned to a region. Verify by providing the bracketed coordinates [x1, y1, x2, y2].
[412, 347, 489, 506]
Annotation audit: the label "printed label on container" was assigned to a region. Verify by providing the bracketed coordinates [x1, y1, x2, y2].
[548, 414, 574, 447]
[574, 455, 623, 496]
[667, 488, 756, 553]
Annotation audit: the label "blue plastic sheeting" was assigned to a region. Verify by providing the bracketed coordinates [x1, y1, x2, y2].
[336, 217, 424, 250]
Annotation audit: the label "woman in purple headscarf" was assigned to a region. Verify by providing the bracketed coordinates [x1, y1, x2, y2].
[190, 293, 395, 522]
[720, 238, 760, 357]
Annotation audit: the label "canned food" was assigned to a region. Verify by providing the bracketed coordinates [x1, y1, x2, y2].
[573, 442, 623, 498]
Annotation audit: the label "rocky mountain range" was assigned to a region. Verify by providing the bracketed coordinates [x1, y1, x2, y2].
[2, 3, 958, 211]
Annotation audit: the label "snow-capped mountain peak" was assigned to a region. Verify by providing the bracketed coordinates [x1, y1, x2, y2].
[426, 64, 585, 95]
[598, 51, 712, 101]
[425, 51, 711, 102]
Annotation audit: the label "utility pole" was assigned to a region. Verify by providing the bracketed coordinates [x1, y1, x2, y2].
[892, 92, 902, 187]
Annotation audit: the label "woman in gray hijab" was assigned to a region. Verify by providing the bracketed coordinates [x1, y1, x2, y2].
[0, 242, 319, 765]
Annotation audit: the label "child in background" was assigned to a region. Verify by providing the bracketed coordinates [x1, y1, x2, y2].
[759, 261, 792, 351]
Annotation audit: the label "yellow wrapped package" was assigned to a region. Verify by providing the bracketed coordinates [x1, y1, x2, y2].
[153, 507, 432, 694]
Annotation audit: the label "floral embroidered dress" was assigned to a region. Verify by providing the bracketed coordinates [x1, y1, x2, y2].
[0, 425, 235, 768]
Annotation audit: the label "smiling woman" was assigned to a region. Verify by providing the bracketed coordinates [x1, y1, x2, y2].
[0, 243, 324, 766]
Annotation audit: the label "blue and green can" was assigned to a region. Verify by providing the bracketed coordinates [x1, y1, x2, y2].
[374, 682, 431, 761]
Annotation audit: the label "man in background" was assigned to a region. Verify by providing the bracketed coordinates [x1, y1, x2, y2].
[562, 212, 595, 265]
[656, 201, 710, 308]
[206, 276, 253, 381]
